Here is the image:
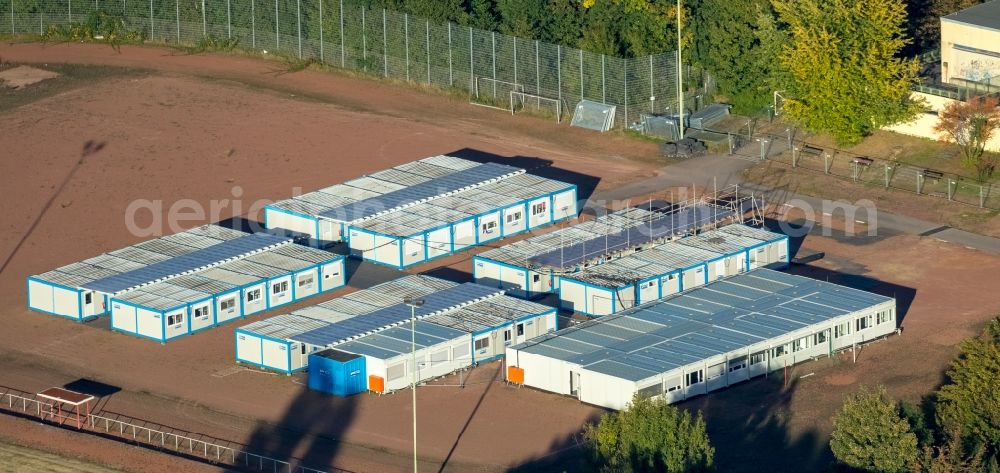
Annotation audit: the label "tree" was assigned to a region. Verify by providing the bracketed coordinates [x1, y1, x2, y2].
[583, 394, 714, 473]
[830, 385, 919, 473]
[907, 0, 986, 52]
[934, 95, 1000, 182]
[935, 318, 1000, 468]
[772, 0, 922, 145]
[911, 428, 985, 473]
[690, 0, 778, 113]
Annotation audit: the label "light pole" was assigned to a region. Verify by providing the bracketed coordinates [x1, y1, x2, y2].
[404, 296, 425, 473]
[676, 0, 684, 140]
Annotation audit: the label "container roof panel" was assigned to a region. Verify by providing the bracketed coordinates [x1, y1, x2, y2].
[514, 269, 895, 382]
[321, 162, 524, 223]
[82, 234, 290, 293]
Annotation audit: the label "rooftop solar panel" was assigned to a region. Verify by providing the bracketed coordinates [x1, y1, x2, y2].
[82, 233, 290, 294]
[291, 283, 503, 346]
[319, 162, 523, 223]
[527, 204, 733, 269]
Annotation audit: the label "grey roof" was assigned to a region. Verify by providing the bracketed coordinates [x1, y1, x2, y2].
[244, 275, 552, 354]
[113, 244, 342, 311]
[352, 173, 576, 237]
[319, 162, 523, 222]
[943, 0, 1000, 30]
[562, 224, 785, 288]
[335, 321, 468, 359]
[292, 283, 504, 346]
[82, 233, 290, 293]
[31, 225, 247, 289]
[512, 269, 894, 382]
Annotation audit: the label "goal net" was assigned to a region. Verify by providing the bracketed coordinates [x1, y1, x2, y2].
[471, 77, 525, 109]
[510, 91, 563, 123]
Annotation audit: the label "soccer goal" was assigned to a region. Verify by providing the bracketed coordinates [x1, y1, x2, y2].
[471, 77, 525, 110]
[510, 91, 563, 123]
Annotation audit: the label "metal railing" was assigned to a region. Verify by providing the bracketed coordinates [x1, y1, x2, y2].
[0, 387, 338, 473]
[712, 125, 1000, 210]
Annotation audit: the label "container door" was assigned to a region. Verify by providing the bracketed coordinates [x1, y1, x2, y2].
[570, 372, 581, 399]
[515, 322, 526, 344]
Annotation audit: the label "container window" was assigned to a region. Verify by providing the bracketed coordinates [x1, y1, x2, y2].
[517, 323, 524, 336]
[167, 313, 184, 326]
[84, 293, 93, 304]
[750, 351, 766, 365]
[637, 384, 660, 399]
[220, 297, 236, 311]
[531, 201, 547, 216]
[298, 274, 315, 288]
[474, 338, 490, 350]
[728, 356, 747, 372]
[272, 280, 289, 294]
[685, 370, 703, 386]
[387, 363, 405, 381]
[246, 289, 261, 302]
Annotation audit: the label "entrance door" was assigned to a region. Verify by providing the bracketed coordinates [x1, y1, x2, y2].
[570, 372, 581, 398]
[515, 322, 526, 344]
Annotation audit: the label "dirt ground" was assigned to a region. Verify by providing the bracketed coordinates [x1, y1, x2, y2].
[0, 42, 999, 473]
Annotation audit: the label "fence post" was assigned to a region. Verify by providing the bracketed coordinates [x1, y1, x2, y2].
[948, 180, 955, 201]
[579, 49, 583, 100]
[557, 45, 562, 106]
[274, 0, 278, 50]
[824, 153, 831, 174]
[980, 185, 986, 208]
[425, 20, 430, 84]
[601, 54, 606, 104]
[649, 55, 654, 112]
[296, 0, 301, 59]
[491, 31, 496, 98]
[623, 59, 628, 128]
[318, 0, 323, 61]
[513, 36, 517, 90]
[884, 164, 891, 188]
[917, 174, 924, 194]
[447, 22, 452, 87]
[69, 0, 72, 22]
[382, 9, 387, 77]
[250, 0, 255, 48]
[468, 25, 473, 92]
[227, 0, 231, 38]
[201, 0, 205, 37]
[404, 13, 409, 81]
[339, 0, 344, 67]
[534, 40, 539, 96]
[148, 0, 152, 40]
[174, 0, 179, 42]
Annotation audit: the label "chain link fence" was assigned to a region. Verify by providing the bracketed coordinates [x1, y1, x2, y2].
[715, 123, 1000, 210]
[1, 0, 711, 128]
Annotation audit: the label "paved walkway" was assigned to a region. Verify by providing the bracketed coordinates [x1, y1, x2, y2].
[590, 154, 1000, 255]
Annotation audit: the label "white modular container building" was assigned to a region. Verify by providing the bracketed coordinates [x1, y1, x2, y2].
[506, 269, 897, 410]
[474, 203, 735, 299]
[27, 225, 249, 321]
[558, 224, 790, 316]
[108, 242, 346, 343]
[263, 156, 578, 269]
[235, 276, 557, 385]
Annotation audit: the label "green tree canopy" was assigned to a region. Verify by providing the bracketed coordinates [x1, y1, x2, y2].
[690, 0, 777, 113]
[830, 385, 919, 473]
[772, 0, 922, 145]
[935, 318, 1000, 468]
[583, 395, 714, 473]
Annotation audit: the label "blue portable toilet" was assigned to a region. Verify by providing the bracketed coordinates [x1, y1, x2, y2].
[308, 349, 367, 397]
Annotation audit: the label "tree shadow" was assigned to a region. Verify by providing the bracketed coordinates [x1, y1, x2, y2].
[243, 382, 359, 473]
[447, 148, 602, 206]
[504, 411, 600, 473]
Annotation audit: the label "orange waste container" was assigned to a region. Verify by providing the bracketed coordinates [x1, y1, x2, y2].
[507, 366, 525, 384]
[368, 375, 385, 393]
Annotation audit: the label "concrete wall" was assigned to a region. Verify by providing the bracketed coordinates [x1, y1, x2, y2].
[940, 19, 1000, 83]
[886, 91, 1000, 152]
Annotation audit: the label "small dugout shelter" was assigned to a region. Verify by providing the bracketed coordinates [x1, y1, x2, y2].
[235, 275, 556, 393]
[28, 225, 250, 321]
[474, 202, 736, 299]
[506, 269, 897, 410]
[264, 155, 578, 269]
[558, 224, 789, 316]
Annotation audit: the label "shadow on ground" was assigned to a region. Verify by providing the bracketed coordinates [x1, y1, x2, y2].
[449, 148, 602, 205]
[244, 383, 360, 473]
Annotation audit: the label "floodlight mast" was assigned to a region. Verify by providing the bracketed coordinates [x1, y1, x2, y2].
[404, 296, 425, 473]
[677, 0, 685, 140]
